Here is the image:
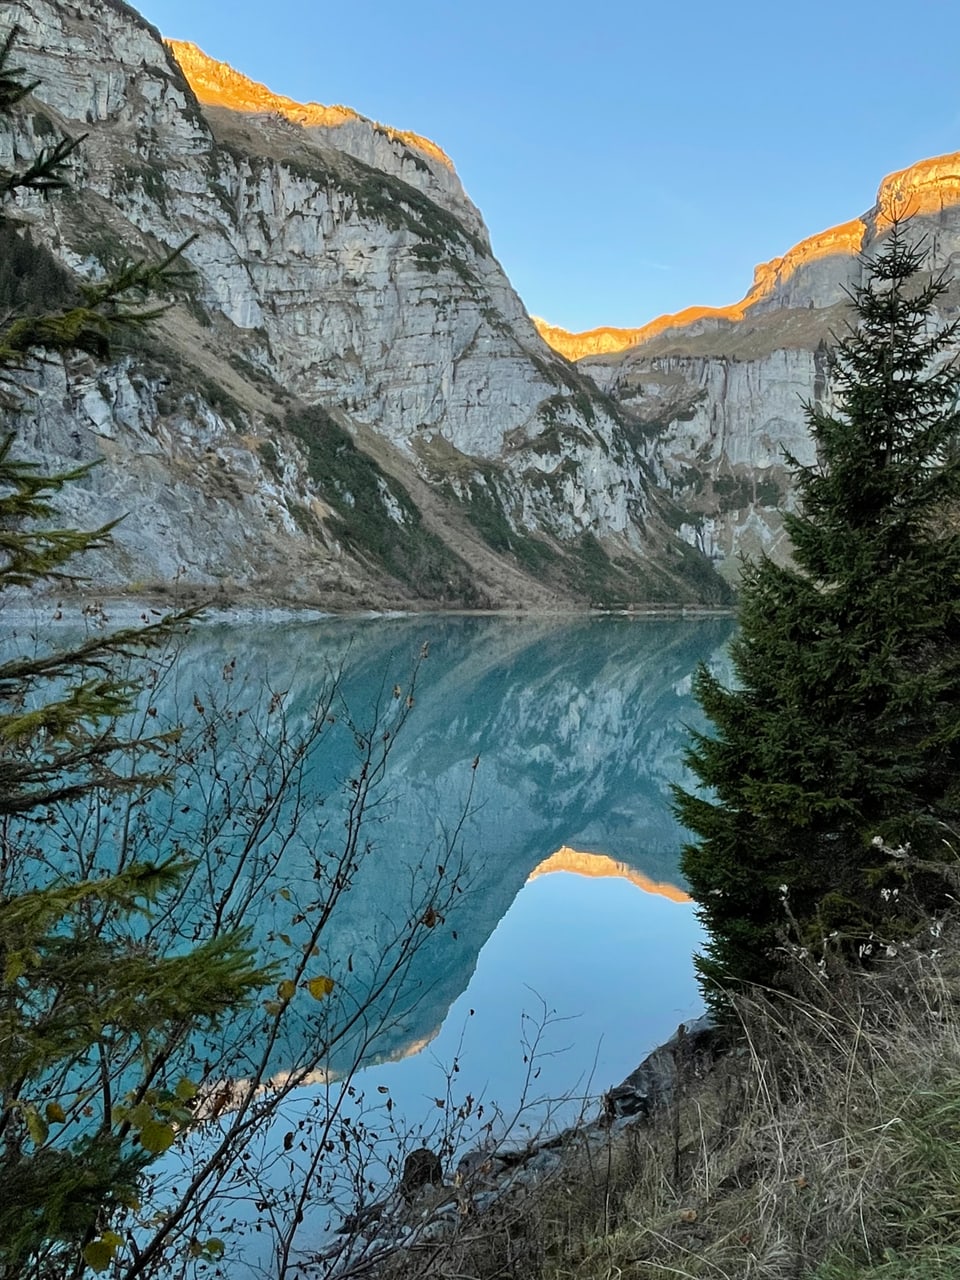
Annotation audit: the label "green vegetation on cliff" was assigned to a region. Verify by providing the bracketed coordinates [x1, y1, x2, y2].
[286, 404, 484, 603]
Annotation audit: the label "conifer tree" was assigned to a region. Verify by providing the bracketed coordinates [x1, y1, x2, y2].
[675, 222, 960, 1000]
[0, 27, 270, 1276]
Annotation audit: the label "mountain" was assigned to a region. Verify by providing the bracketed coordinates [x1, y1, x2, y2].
[3, 0, 728, 609]
[536, 156, 960, 578]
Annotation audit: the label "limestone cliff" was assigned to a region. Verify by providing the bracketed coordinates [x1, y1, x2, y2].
[535, 155, 960, 578]
[2, 0, 726, 608]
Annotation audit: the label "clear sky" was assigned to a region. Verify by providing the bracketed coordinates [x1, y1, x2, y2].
[136, 0, 960, 333]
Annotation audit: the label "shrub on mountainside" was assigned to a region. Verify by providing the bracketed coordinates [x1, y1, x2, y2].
[675, 222, 960, 1001]
[0, 220, 78, 314]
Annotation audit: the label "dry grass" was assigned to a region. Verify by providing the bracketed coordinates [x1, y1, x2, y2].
[383, 920, 960, 1280]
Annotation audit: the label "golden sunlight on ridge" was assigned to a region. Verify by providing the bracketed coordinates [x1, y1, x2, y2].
[533, 221, 865, 361]
[535, 151, 960, 362]
[167, 40, 454, 172]
[529, 846, 690, 904]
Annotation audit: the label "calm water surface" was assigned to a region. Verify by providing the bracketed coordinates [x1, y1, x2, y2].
[157, 613, 733, 1100]
[16, 610, 735, 1267]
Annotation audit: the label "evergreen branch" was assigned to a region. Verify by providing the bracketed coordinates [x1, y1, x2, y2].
[0, 239, 196, 372]
[0, 135, 83, 203]
[0, 27, 37, 110]
[0, 613, 195, 688]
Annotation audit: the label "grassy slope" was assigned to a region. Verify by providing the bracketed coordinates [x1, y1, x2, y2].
[382, 913, 960, 1280]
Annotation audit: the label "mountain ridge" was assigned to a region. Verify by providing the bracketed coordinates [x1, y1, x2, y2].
[12, 0, 958, 603]
[535, 150, 960, 361]
[166, 40, 456, 172]
[3, 0, 729, 609]
[556, 151, 960, 580]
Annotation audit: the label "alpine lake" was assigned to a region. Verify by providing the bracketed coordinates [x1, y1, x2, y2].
[15, 609, 735, 1268]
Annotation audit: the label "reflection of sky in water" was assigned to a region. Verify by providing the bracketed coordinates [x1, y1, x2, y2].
[355, 868, 704, 1138]
[188, 869, 705, 1275]
[16, 613, 731, 1274]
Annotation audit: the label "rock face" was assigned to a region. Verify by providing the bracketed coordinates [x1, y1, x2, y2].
[537, 156, 960, 578]
[12, 3, 957, 600]
[2, 0, 728, 608]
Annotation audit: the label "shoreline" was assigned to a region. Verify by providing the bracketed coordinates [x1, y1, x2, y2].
[0, 591, 735, 627]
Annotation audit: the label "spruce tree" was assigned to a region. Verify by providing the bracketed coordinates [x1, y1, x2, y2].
[675, 222, 960, 1000]
[0, 27, 270, 1276]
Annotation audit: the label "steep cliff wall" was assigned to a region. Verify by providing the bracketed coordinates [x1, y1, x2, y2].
[536, 156, 960, 577]
[3, 0, 725, 608]
[8, 1, 960, 600]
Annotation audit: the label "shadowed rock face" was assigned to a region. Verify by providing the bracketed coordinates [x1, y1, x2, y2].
[2, 0, 727, 609]
[535, 153, 960, 581]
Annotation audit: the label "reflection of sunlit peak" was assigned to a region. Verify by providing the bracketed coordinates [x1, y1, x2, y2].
[271, 1066, 334, 1090]
[390, 1028, 441, 1062]
[195, 1029, 443, 1114]
[529, 846, 690, 904]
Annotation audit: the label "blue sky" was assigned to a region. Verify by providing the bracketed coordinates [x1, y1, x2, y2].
[138, 0, 960, 332]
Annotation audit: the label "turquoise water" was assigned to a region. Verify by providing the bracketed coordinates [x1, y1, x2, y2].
[145, 612, 732, 1085]
[14, 611, 734, 1268]
[18, 611, 734, 1088]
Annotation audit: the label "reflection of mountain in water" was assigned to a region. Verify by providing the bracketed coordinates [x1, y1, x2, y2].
[530, 846, 691, 903]
[30, 613, 731, 1077]
[172, 614, 730, 1072]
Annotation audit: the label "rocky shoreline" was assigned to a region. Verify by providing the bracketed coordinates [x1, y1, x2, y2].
[320, 1015, 725, 1274]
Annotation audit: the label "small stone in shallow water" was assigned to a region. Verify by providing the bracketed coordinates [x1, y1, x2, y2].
[400, 1147, 443, 1203]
